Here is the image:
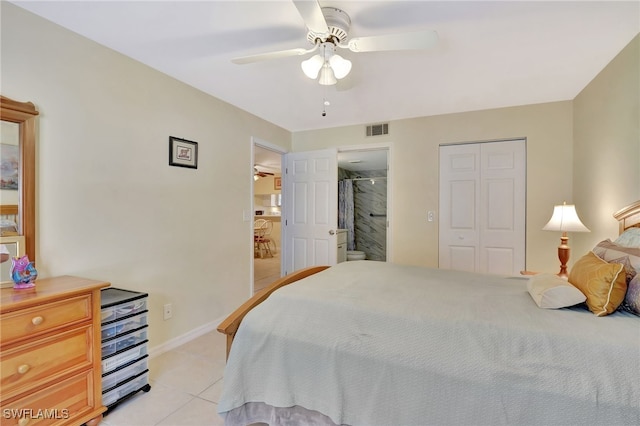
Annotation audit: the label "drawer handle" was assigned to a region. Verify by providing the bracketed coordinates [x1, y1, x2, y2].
[17, 364, 30, 374]
[18, 418, 30, 426]
[31, 316, 44, 326]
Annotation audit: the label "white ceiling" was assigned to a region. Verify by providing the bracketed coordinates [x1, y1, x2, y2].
[10, 1, 639, 134]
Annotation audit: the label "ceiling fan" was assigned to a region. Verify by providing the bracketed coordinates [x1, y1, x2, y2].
[232, 0, 438, 86]
[254, 166, 275, 179]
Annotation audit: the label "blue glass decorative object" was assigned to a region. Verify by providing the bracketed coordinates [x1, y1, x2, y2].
[10, 255, 37, 289]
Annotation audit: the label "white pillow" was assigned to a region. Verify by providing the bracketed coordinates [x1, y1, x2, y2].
[527, 273, 586, 309]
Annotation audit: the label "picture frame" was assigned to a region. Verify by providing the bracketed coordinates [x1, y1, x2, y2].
[0, 235, 25, 288]
[169, 136, 198, 169]
[274, 176, 282, 190]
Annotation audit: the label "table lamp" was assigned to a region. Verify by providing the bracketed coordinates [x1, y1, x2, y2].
[543, 202, 590, 279]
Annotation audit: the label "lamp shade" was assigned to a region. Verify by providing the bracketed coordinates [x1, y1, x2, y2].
[542, 203, 590, 232]
[301, 54, 323, 79]
[318, 64, 337, 85]
[329, 55, 352, 79]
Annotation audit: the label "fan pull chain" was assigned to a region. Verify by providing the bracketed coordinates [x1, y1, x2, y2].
[322, 98, 329, 117]
[322, 83, 330, 117]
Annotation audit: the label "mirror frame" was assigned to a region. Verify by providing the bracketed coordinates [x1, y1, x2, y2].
[0, 96, 39, 263]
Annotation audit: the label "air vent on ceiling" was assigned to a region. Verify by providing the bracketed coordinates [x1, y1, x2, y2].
[366, 123, 389, 137]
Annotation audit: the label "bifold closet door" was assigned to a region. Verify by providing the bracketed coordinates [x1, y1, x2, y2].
[439, 140, 526, 275]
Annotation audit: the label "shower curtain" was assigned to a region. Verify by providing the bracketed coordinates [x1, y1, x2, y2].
[338, 179, 356, 251]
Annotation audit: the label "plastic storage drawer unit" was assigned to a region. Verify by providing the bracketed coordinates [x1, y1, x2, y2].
[102, 326, 148, 357]
[102, 355, 149, 392]
[101, 295, 147, 323]
[101, 312, 148, 340]
[102, 371, 150, 407]
[101, 287, 151, 414]
[102, 341, 148, 374]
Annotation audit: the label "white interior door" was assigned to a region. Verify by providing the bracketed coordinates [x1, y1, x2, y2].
[439, 144, 480, 272]
[479, 140, 526, 275]
[283, 149, 338, 274]
[439, 140, 526, 275]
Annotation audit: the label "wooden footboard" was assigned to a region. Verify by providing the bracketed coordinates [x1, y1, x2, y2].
[217, 265, 330, 359]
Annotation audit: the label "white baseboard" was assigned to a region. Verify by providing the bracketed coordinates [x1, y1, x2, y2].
[148, 316, 225, 359]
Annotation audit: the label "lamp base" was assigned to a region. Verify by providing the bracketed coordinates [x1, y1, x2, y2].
[556, 234, 570, 280]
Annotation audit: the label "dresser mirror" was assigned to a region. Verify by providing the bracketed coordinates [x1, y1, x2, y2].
[0, 96, 39, 263]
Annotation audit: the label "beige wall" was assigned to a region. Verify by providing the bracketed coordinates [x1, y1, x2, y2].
[572, 35, 640, 257]
[294, 101, 574, 272]
[254, 174, 282, 196]
[1, 3, 291, 350]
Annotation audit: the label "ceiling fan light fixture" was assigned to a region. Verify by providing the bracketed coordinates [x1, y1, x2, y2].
[329, 54, 351, 79]
[318, 64, 337, 85]
[301, 54, 324, 79]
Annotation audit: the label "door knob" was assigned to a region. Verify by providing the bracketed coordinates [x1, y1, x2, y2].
[329, 230, 335, 235]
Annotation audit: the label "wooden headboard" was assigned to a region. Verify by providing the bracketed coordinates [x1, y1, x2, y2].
[614, 200, 640, 234]
[0, 204, 18, 216]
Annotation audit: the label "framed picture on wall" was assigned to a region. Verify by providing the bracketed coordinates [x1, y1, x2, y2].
[0, 235, 25, 288]
[274, 177, 282, 190]
[169, 136, 198, 169]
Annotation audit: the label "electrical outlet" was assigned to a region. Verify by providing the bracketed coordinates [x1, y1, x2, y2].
[163, 303, 173, 320]
[428, 211, 435, 222]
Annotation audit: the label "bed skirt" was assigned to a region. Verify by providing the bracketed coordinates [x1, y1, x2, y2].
[222, 401, 343, 426]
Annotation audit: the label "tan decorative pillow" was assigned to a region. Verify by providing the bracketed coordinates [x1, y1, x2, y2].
[527, 273, 586, 309]
[568, 251, 627, 316]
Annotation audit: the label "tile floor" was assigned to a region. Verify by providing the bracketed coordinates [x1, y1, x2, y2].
[101, 254, 282, 425]
[254, 251, 281, 293]
[101, 330, 227, 426]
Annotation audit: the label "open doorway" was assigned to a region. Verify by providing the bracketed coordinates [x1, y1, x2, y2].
[337, 146, 391, 262]
[253, 142, 284, 293]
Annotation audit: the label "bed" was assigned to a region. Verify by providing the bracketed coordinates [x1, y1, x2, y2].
[217, 201, 640, 426]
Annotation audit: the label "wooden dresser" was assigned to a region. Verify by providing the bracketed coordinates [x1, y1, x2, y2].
[0, 276, 110, 426]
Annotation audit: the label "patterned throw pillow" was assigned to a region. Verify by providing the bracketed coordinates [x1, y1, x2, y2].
[614, 227, 640, 248]
[592, 239, 640, 316]
[624, 275, 640, 315]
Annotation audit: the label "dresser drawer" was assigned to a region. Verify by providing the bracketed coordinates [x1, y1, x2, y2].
[1, 326, 93, 400]
[0, 370, 97, 426]
[0, 295, 92, 344]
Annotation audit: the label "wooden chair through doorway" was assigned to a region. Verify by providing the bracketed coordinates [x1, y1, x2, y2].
[254, 219, 273, 258]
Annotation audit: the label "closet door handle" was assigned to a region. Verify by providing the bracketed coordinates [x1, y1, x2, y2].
[329, 230, 335, 235]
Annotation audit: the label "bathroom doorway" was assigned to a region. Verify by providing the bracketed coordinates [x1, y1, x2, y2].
[337, 147, 391, 262]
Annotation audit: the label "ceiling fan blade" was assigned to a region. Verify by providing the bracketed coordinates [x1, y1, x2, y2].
[232, 47, 313, 64]
[292, 0, 329, 37]
[345, 29, 438, 53]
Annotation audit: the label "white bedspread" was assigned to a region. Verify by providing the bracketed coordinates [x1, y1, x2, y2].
[218, 261, 640, 425]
